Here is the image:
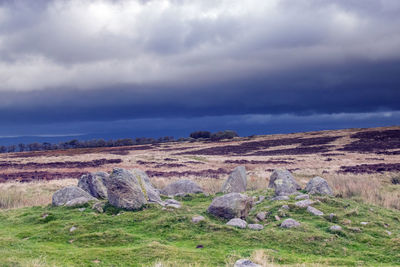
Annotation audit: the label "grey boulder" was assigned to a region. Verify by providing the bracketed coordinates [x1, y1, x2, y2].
[268, 169, 301, 196]
[107, 168, 147, 210]
[207, 193, 253, 220]
[295, 199, 314, 208]
[78, 171, 109, 199]
[131, 169, 162, 204]
[280, 218, 301, 228]
[234, 259, 261, 267]
[161, 180, 203, 196]
[226, 218, 247, 229]
[65, 197, 92, 207]
[221, 166, 247, 193]
[329, 225, 342, 233]
[305, 176, 333, 196]
[307, 206, 324, 216]
[52, 186, 95, 206]
[248, 224, 264, 230]
[192, 215, 205, 224]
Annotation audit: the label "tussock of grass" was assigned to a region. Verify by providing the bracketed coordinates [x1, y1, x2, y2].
[0, 191, 399, 266]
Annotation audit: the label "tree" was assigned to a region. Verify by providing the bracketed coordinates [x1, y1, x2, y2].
[210, 130, 239, 141]
[190, 131, 211, 139]
[18, 143, 26, 152]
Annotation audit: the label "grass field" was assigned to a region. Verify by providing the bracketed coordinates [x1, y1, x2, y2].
[0, 190, 399, 266]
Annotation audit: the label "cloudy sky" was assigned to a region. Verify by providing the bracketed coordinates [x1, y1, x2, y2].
[0, 0, 399, 144]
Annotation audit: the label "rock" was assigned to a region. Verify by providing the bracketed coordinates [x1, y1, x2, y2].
[106, 168, 147, 210]
[164, 199, 182, 209]
[131, 169, 162, 204]
[248, 224, 264, 230]
[69, 226, 77, 232]
[161, 180, 203, 196]
[65, 197, 91, 207]
[275, 215, 281, 221]
[192, 216, 205, 223]
[307, 206, 323, 216]
[207, 193, 253, 220]
[52, 186, 95, 206]
[234, 259, 261, 267]
[255, 195, 265, 204]
[166, 204, 181, 209]
[221, 166, 247, 193]
[78, 208, 85, 212]
[268, 169, 301, 196]
[386, 230, 392, 236]
[281, 205, 290, 210]
[305, 176, 333, 196]
[295, 199, 314, 208]
[342, 219, 352, 225]
[256, 212, 267, 221]
[295, 194, 309, 200]
[360, 222, 368, 225]
[280, 218, 300, 228]
[348, 227, 361, 233]
[78, 172, 109, 199]
[329, 213, 337, 221]
[226, 218, 247, 229]
[270, 196, 290, 201]
[92, 202, 105, 213]
[329, 225, 342, 233]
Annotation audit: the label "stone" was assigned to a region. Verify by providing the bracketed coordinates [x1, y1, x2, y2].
[106, 168, 147, 210]
[295, 194, 309, 200]
[69, 226, 77, 232]
[275, 215, 281, 221]
[256, 212, 267, 221]
[307, 206, 324, 216]
[226, 218, 247, 229]
[281, 205, 290, 210]
[164, 199, 181, 205]
[65, 197, 91, 207]
[255, 195, 265, 204]
[248, 224, 264, 230]
[329, 213, 337, 221]
[78, 208, 86, 212]
[305, 176, 333, 196]
[166, 204, 181, 209]
[268, 169, 301, 196]
[386, 230, 392, 236]
[92, 202, 105, 213]
[78, 172, 109, 199]
[295, 199, 314, 208]
[360, 222, 368, 225]
[52, 186, 95, 207]
[131, 169, 162, 204]
[280, 218, 300, 228]
[192, 216, 205, 223]
[207, 193, 253, 220]
[234, 259, 261, 267]
[221, 166, 247, 193]
[161, 180, 203, 196]
[270, 196, 290, 201]
[329, 225, 342, 233]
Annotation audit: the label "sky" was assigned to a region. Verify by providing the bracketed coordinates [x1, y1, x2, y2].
[0, 0, 399, 145]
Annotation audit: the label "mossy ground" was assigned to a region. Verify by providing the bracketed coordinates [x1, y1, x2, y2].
[0, 191, 399, 266]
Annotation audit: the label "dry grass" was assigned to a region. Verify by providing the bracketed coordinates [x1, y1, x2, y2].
[0, 179, 77, 210]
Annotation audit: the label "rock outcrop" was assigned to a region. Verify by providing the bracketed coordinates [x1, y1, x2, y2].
[207, 193, 252, 220]
[78, 171, 109, 199]
[305, 176, 333, 196]
[161, 180, 203, 196]
[52, 186, 95, 206]
[221, 166, 247, 193]
[268, 169, 301, 196]
[280, 218, 301, 228]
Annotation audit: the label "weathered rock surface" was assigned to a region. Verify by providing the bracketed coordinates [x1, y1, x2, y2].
[131, 169, 162, 204]
[248, 224, 264, 230]
[106, 168, 147, 210]
[234, 259, 261, 267]
[65, 197, 92, 207]
[295, 199, 314, 208]
[307, 206, 324, 216]
[207, 193, 253, 220]
[192, 215, 205, 224]
[221, 166, 247, 193]
[280, 218, 301, 228]
[268, 169, 301, 196]
[329, 225, 342, 232]
[256, 211, 267, 221]
[161, 180, 203, 196]
[270, 195, 290, 201]
[78, 172, 109, 199]
[164, 198, 182, 209]
[295, 194, 309, 200]
[92, 202, 105, 213]
[52, 186, 95, 206]
[305, 176, 333, 196]
[226, 218, 247, 229]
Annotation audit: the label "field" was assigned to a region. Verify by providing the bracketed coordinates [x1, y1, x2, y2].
[0, 126, 400, 266]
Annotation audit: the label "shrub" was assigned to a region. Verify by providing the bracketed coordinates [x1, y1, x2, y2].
[189, 131, 211, 139]
[210, 130, 239, 141]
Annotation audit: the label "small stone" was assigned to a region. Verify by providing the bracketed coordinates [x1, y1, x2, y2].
[41, 213, 49, 219]
[329, 225, 342, 233]
[295, 194, 309, 200]
[348, 227, 361, 233]
[329, 213, 336, 221]
[248, 224, 264, 230]
[275, 215, 281, 221]
[386, 230, 392, 236]
[164, 199, 181, 205]
[226, 218, 247, 229]
[78, 208, 86, 212]
[166, 204, 181, 209]
[360, 222, 368, 225]
[280, 218, 300, 228]
[295, 199, 314, 208]
[307, 206, 323, 216]
[234, 259, 261, 267]
[256, 212, 267, 221]
[258, 195, 265, 202]
[342, 219, 352, 225]
[270, 196, 290, 201]
[92, 202, 105, 213]
[281, 205, 290, 210]
[69, 226, 77, 232]
[192, 216, 205, 223]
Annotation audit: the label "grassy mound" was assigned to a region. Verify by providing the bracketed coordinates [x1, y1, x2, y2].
[0, 191, 399, 266]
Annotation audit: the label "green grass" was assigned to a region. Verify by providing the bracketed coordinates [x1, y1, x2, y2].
[0, 191, 399, 266]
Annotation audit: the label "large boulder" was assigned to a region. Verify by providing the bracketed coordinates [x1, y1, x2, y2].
[78, 172, 109, 199]
[52, 186, 95, 206]
[207, 193, 253, 220]
[160, 180, 203, 196]
[305, 176, 333, 196]
[131, 169, 162, 204]
[106, 168, 147, 210]
[221, 166, 247, 193]
[268, 169, 301, 196]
